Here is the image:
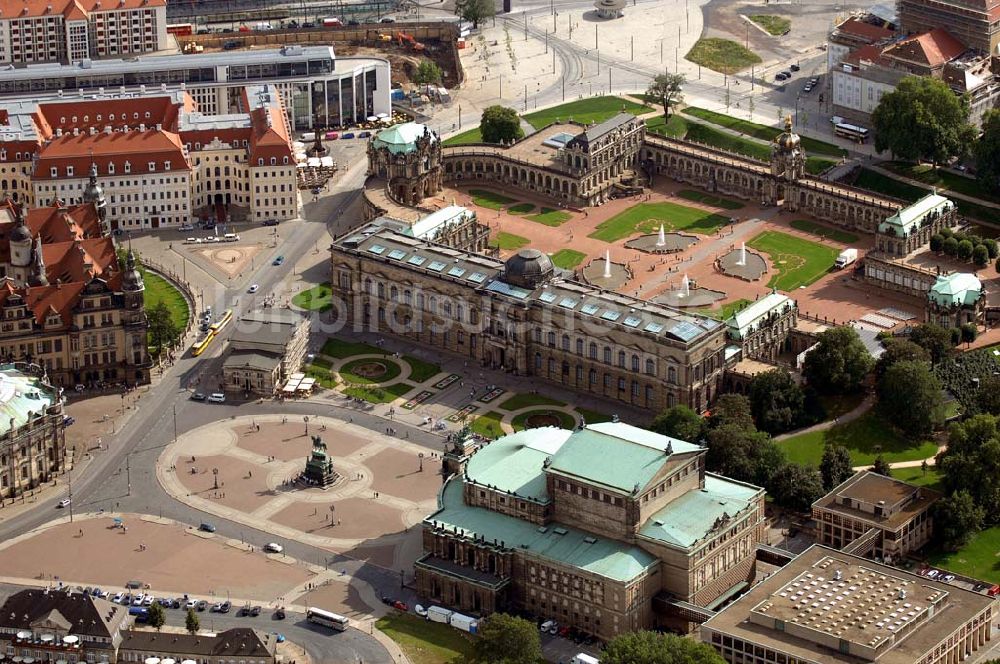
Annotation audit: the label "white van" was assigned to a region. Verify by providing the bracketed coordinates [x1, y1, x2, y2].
[252, 22, 273, 30]
[571, 654, 600, 664]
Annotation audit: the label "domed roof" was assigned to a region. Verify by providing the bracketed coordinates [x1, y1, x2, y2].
[122, 250, 144, 292]
[372, 122, 436, 155]
[9, 207, 30, 244]
[503, 248, 554, 289]
[774, 115, 801, 151]
[82, 163, 105, 205]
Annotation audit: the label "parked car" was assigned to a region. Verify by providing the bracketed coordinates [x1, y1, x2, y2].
[790, 63, 801, 71]
[264, 542, 283, 553]
[248, 284, 259, 293]
[223, 40, 241, 50]
[196, 600, 208, 611]
[415, 604, 428, 617]
[112, 592, 126, 604]
[263, 218, 279, 226]
[540, 620, 556, 633]
[207, 393, 226, 403]
[220, 601, 232, 613]
[380, 16, 395, 22]
[274, 633, 286, 643]
[238, 605, 251, 617]
[57, 498, 71, 508]
[186, 598, 198, 609]
[199, 522, 216, 532]
[358, 131, 371, 138]
[272, 256, 285, 266]
[273, 608, 286, 620]
[342, 132, 356, 139]
[392, 600, 408, 612]
[250, 605, 262, 617]
[211, 602, 224, 612]
[132, 594, 146, 606]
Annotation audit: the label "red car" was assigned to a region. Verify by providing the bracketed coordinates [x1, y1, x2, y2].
[392, 600, 408, 612]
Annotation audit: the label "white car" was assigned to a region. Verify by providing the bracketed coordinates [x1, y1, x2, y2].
[540, 620, 555, 633]
[142, 595, 154, 606]
[57, 498, 71, 508]
[248, 284, 260, 294]
[132, 594, 146, 606]
[112, 592, 126, 604]
[186, 598, 198, 609]
[264, 542, 283, 554]
[414, 604, 427, 617]
[207, 393, 226, 403]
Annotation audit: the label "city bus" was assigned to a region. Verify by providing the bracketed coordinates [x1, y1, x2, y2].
[209, 309, 233, 335]
[834, 122, 870, 143]
[191, 332, 216, 357]
[167, 23, 194, 36]
[306, 607, 349, 631]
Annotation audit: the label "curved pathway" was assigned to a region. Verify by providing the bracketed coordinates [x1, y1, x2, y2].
[773, 393, 875, 442]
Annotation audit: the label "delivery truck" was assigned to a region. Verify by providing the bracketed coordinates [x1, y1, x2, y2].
[426, 606, 453, 624]
[835, 248, 858, 269]
[450, 612, 478, 634]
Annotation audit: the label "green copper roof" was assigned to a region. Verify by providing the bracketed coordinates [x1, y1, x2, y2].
[878, 193, 953, 236]
[428, 478, 659, 582]
[0, 366, 56, 434]
[928, 272, 982, 307]
[726, 292, 794, 340]
[638, 474, 762, 549]
[547, 422, 702, 493]
[464, 427, 572, 503]
[372, 122, 436, 154]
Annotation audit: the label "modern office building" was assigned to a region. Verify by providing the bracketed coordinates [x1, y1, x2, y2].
[0, 0, 169, 66]
[417, 422, 766, 639]
[0, 83, 298, 227]
[0, 45, 391, 131]
[0, 363, 66, 500]
[701, 545, 995, 664]
[812, 470, 941, 563]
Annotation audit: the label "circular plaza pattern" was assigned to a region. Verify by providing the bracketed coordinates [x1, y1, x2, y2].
[339, 358, 403, 384]
[512, 409, 577, 431]
[580, 258, 631, 290]
[718, 247, 768, 281]
[625, 231, 699, 254]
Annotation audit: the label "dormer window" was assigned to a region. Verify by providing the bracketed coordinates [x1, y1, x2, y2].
[66, 166, 74, 177]
[108, 163, 115, 175]
[148, 161, 155, 172]
[109, 113, 115, 121]
[164, 161, 170, 171]
[50, 167, 57, 177]
[258, 158, 263, 166]
[124, 161, 131, 174]
[144, 111, 150, 119]
[282, 156, 288, 165]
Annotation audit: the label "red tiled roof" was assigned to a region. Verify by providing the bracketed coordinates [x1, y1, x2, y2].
[24, 281, 85, 326]
[5, 0, 166, 21]
[42, 237, 117, 284]
[886, 28, 968, 67]
[243, 88, 294, 164]
[36, 96, 181, 137]
[33, 130, 189, 179]
[837, 17, 895, 42]
[844, 44, 887, 65]
[0, 141, 41, 163]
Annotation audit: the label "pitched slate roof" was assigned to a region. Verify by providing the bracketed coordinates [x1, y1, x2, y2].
[0, 589, 125, 639]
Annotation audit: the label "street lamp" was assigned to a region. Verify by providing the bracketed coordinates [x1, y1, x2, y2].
[418, 453, 425, 472]
[304, 415, 310, 436]
[213, 467, 219, 490]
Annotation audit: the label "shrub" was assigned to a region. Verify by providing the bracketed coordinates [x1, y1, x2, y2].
[943, 236, 959, 256]
[930, 233, 944, 252]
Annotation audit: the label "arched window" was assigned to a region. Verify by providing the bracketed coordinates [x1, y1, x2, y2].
[547, 331, 556, 347]
[404, 290, 412, 305]
[416, 294, 425, 310]
[603, 346, 612, 364]
[576, 338, 584, 355]
[631, 354, 640, 372]
[534, 353, 542, 369]
[589, 342, 597, 359]
[389, 286, 398, 302]
[645, 359, 655, 376]
[668, 366, 677, 384]
[364, 278, 373, 294]
[548, 358, 556, 373]
[377, 282, 385, 298]
[562, 335, 570, 351]
[618, 351, 626, 368]
[589, 369, 597, 384]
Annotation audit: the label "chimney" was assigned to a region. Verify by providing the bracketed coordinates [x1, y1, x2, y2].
[104, 126, 112, 134]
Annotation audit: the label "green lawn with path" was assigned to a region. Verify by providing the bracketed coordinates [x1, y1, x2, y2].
[304, 357, 337, 389]
[507, 203, 535, 214]
[403, 355, 441, 383]
[929, 526, 1000, 584]
[321, 338, 385, 359]
[469, 188, 517, 210]
[699, 298, 753, 320]
[789, 219, 859, 244]
[499, 392, 565, 411]
[681, 107, 847, 157]
[645, 114, 690, 138]
[527, 208, 573, 226]
[882, 161, 1000, 205]
[339, 358, 402, 384]
[471, 411, 506, 439]
[685, 38, 762, 74]
[551, 249, 587, 269]
[748, 230, 840, 290]
[676, 189, 744, 210]
[441, 126, 484, 146]
[854, 167, 997, 223]
[291, 284, 333, 312]
[143, 271, 190, 337]
[375, 612, 474, 664]
[777, 411, 939, 467]
[590, 201, 730, 242]
[490, 231, 530, 250]
[522, 96, 653, 130]
[512, 409, 577, 431]
[342, 382, 414, 404]
[890, 466, 943, 492]
[575, 407, 612, 424]
[749, 14, 791, 35]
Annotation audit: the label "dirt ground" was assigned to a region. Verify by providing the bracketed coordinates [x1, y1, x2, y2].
[0, 516, 313, 600]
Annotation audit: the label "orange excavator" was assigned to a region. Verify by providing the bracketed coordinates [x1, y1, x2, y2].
[395, 31, 425, 51]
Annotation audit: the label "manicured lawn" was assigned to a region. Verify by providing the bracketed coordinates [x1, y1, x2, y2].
[339, 357, 402, 384]
[291, 284, 333, 312]
[778, 412, 939, 467]
[929, 526, 1000, 584]
[469, 188, 517, 210]
[700, 298, 753, 320]
[748, 230, 840, 290]
[375, 612, 474, 664]
[645, 114, 690, 138]
[806, 157, 838, 175]
[490, 231, 530, 250]
[321, 338, 385, 359]
[890, 465, 944, 492]
[527, 208, 573, 226]
[749, 14, 791, 35]
[818, 392, 866, 419]
[403, 355, 442, 383]
[341, 382, 414, 404]
[854, 168, 1000, 223]
[512, 409, 577, 431]
[682, 107, 847, 157]
[507, 203, 535, 214]
[685, 38, 762, 74]
[499, 392, 566, 411]
[676, 189, 744, 210]
[522, 96, 652, 130]
[441, 126, 484, 146]
[303, 362, 337, 389]
[143, 271, 190, 337]
[882, 161, 1000, 205]
[685, 122, 770, 161]
[789, 219, 859, 245]
[575, 407, 611, 424]
[590, 202, 730, 242]
[551, 249, 587, 269]
[470, 410, 506, 439]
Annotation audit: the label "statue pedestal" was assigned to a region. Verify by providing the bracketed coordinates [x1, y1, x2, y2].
[299, 435, 339, 489]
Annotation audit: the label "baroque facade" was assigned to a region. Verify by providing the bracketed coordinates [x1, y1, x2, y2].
[416, 423, 765, 639]
[0, 364, 66, 500]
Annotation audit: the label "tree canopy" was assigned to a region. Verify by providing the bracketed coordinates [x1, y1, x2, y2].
[601, 630, 726, 664]
[768, 463, 825, 511]
[876, 359, 943, 436]
[871, 75, 977, 164]
[480, 105, 524, 145]
[707, 393, 755, 431]
[646, 73, 685, 118]
[820, 444, 854, 491]
[802, 326, 873, 394]
[937, 414, 1000, 524]
[650, 404, 703, 442]
[871, 454, 892, 476]
[934, 490, 984, 551]
[185, 608, 200, 634]
[455, 0, 495, 27]
[471, 613, 542, 664]
[147, 301, 179, 355]
[748, 369, 819, 435]
[875, 337, 930, 378]
[146, 602, 166, 631]
[975, 109, 1000, 194]
[412, 59, 443, 86]
[909, 323, 956, 364]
